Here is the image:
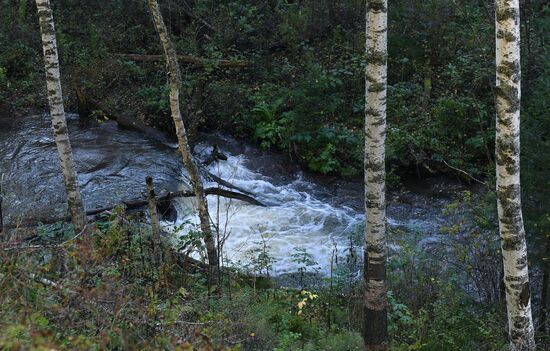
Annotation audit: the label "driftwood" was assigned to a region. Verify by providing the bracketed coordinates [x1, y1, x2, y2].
[113, 53, 250, 68]
[199, 146, 255, 196]
[86, 187, 265, 217]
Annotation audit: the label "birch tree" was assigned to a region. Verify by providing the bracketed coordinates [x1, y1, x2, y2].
[364, 0, 388, 350]
[35, 0, 87, 232]
[146, 0, 219, 280]
[495, 0, 535, 349]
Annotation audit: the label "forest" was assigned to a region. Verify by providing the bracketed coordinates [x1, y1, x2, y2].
[0, 0, 549, 350]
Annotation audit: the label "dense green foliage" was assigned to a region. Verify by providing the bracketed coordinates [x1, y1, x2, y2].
[1, 0, 547, 180]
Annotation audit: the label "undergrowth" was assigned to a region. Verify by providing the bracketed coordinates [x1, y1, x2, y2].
[0, 202, 512, 350]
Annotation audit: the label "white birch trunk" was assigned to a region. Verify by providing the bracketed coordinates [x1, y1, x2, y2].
[364, 0, 388, 350]
[146, 0, 219, 281]
[495, 1, 535, 349]
[35, 0, 86, 232]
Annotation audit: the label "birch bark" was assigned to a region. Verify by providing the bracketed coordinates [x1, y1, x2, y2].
[35, 0, 86, 233]
[495, 1, 535, 349]
[146, 0, 219, 281]
[364, 1, 388, 350]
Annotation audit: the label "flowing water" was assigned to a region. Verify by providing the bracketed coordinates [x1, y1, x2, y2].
[0, 113, 461, 276]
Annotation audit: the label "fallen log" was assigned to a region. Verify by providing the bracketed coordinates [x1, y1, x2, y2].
[73, 87, 179, 148]
[86, 187, 265, 216]
[3, 188, 264, 230]
[107, 113, 178, 149]
[205, 172, 254, 196]
[113, 53, 250, 68]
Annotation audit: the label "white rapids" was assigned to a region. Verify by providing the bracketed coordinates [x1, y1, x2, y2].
[163, 150, 364, 276]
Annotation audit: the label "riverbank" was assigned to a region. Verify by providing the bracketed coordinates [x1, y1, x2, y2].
[1, 210, 510, 350]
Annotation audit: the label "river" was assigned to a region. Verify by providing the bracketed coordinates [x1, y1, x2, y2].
[0, 113, 464, 276]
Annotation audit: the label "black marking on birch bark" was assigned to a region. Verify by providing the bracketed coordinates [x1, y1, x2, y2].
[499, 217, 524, 237]
[505, 274, 526, 283]
[497, 156, 520, 176]
[365, 73, 382, 84]
[366, 51, 387, 64]
[367, 0, 387, 12]
[497, 183, 522, 205]
[366, 204, 385, 214]
[52, 125, 69, 136]
[496, 7, 520, 22]
[496, 128, 520, 144]
[50, 98, 64, 107]
[370, 118, 386, 128]
[366, 242, 386, 255]
[496, 29, 518, 43]
[495, 85, 520, 113]
[502, 236, 525, 251]
[498, 219, 524, 241]
[368, 83, 385, 92]
[510, 319, 529, 340]
[497, 60, 521, 80]
[368, 174, 385, 184]
[516, 255, 528, 268]
[365, 108, 382, 117]
[496, 138, 520, 162]
[519, 283, 530, 307]
[512, 315, 530, 331]
[366, 160, 385, 173]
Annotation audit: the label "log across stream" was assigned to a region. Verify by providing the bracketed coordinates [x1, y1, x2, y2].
[0, 113, 465, 275]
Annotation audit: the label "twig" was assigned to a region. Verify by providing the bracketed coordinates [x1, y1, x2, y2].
[441, 159, 488, 187]
[29, 273, 77, 295]
[181, 0, 217, 33]
[155, 320, 207, 326]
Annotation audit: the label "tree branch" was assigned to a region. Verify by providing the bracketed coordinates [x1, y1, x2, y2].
[113, 53, 250, 68]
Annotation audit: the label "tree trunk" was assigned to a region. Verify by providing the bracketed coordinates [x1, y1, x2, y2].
[495, 1, 535, 349]
[364, 1, 388, 350]
[35, 0, 87, 233]
[146, 177, 162, 265]
[146, 0, 219, 282]
[540, 264, 549, 334]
